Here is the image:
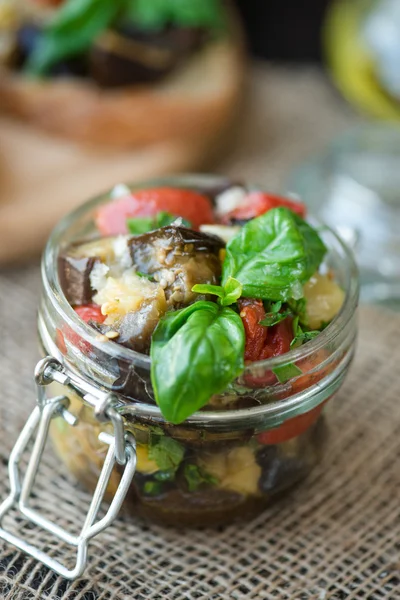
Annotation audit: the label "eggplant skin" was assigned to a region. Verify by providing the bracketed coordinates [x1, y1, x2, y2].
[58, 255, 98, 306]
[100, 296, 167, 354]
[128, 226, 225, 306]
[89, 26, 206, 88]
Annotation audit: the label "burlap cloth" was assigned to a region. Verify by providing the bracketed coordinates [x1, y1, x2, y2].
[0, 66, 398, 599]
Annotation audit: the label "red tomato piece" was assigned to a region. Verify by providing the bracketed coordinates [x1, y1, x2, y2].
[239, 299, 294, 387]
[222, 191, 306, 223]
[96, 188, 215, 236]
[56, 305, 105, 355]
[238, 298, 268, 362]
[257, 403, 324, 445]
[75, 305, 105, 324]
[259, 317, 293, 360]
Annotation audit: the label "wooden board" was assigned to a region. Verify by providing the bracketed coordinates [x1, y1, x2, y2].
[0, 117, 216, 264]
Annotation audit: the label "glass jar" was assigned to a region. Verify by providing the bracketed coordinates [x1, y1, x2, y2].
[0, 175, 359, 579]
[38, 175, 359, 524]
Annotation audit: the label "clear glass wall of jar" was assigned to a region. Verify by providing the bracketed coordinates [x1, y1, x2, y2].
[38, 176, 359, 527]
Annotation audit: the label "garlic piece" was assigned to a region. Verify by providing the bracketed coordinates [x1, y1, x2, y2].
[93, 268, 163, 324]
[200, 446, 261, 496]
[304, 273, 345, 330]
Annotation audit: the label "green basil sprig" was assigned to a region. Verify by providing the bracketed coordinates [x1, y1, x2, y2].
[222, 207, 327, 302]
[150, 301, 245, 424]
[192, 277, 242, 306]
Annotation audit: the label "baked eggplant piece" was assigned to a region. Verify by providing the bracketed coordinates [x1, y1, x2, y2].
[58, 237, 117, 306]
[128, 225, 225, 306]
[59, 255, 99, 306]
[89, 26, 206, 88]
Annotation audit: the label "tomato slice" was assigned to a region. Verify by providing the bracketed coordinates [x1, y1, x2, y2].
[222, 191, 306, 223]
[96, 188, 215, 236]
[257, 403, 324, 445]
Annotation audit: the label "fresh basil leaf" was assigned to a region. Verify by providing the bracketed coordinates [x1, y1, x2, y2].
[259, 310, 292, 327]
[124, 0, 226, 31]
[222, 208, 327, 302]
[290, 329, 320, 348]
[270, 301, 282, 314]
[156, 211, 191, 228]
[273, 362, 303, 384]
[26, 0, 121, 75]
[192, 277, 242, 307]
[288, 297, 308, 323]
[151, 301, 245, 423]
[184, 464, 218, 492]
[222, 277, 242, 306]
[191, 284, 225, 300]
[127, 212, 191, 235]
[148, 436, 184, 472]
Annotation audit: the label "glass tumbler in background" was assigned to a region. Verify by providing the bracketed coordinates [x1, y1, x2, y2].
[288, 124, 400, 310]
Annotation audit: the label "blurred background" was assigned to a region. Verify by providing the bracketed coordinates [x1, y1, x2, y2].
[1, 0, 400, 308]
[236, 0, 331, 62]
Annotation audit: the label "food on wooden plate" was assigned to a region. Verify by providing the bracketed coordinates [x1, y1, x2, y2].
[50, 180, 355, 525]
[0, 0, 244, 147]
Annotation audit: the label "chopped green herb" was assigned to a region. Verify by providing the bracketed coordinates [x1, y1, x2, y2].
[136, 271, 155, 281]
[259, 309, 292, 327]
[154, 469, 176, 482]
[288, 297, 308, 323]
[184, 464, 218, 492]
[127, 217, 155, 235]
[290, 329, 320, 348]
[127, 211, 192, 235]
[272, 362, 303, 384]
[290, 317, 320, 348]
[270, 301, 283, 314]
[143, 481, 163, 496]
[148, 436, 185, 472]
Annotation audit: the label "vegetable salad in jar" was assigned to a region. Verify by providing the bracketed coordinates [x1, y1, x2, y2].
[39, 176, 358, 526]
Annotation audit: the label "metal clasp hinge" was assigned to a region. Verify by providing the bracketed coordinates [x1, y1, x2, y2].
[0, 357, 137, 580]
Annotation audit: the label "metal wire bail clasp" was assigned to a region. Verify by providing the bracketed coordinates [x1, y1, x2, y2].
[0, 357, 137, 580]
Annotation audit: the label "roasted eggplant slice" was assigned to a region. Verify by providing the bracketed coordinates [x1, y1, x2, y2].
[58, 237, 120, 306]
[128, 226, 224, 306]
[59, 255, 99, 306]
[89, 26, 205, 88]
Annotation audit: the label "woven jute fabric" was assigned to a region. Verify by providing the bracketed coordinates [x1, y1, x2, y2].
[0, 269, 399, 600]
[0, 67, 399, 599]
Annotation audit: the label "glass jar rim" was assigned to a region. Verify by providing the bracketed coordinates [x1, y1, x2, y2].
[42, 175, 359, 373]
